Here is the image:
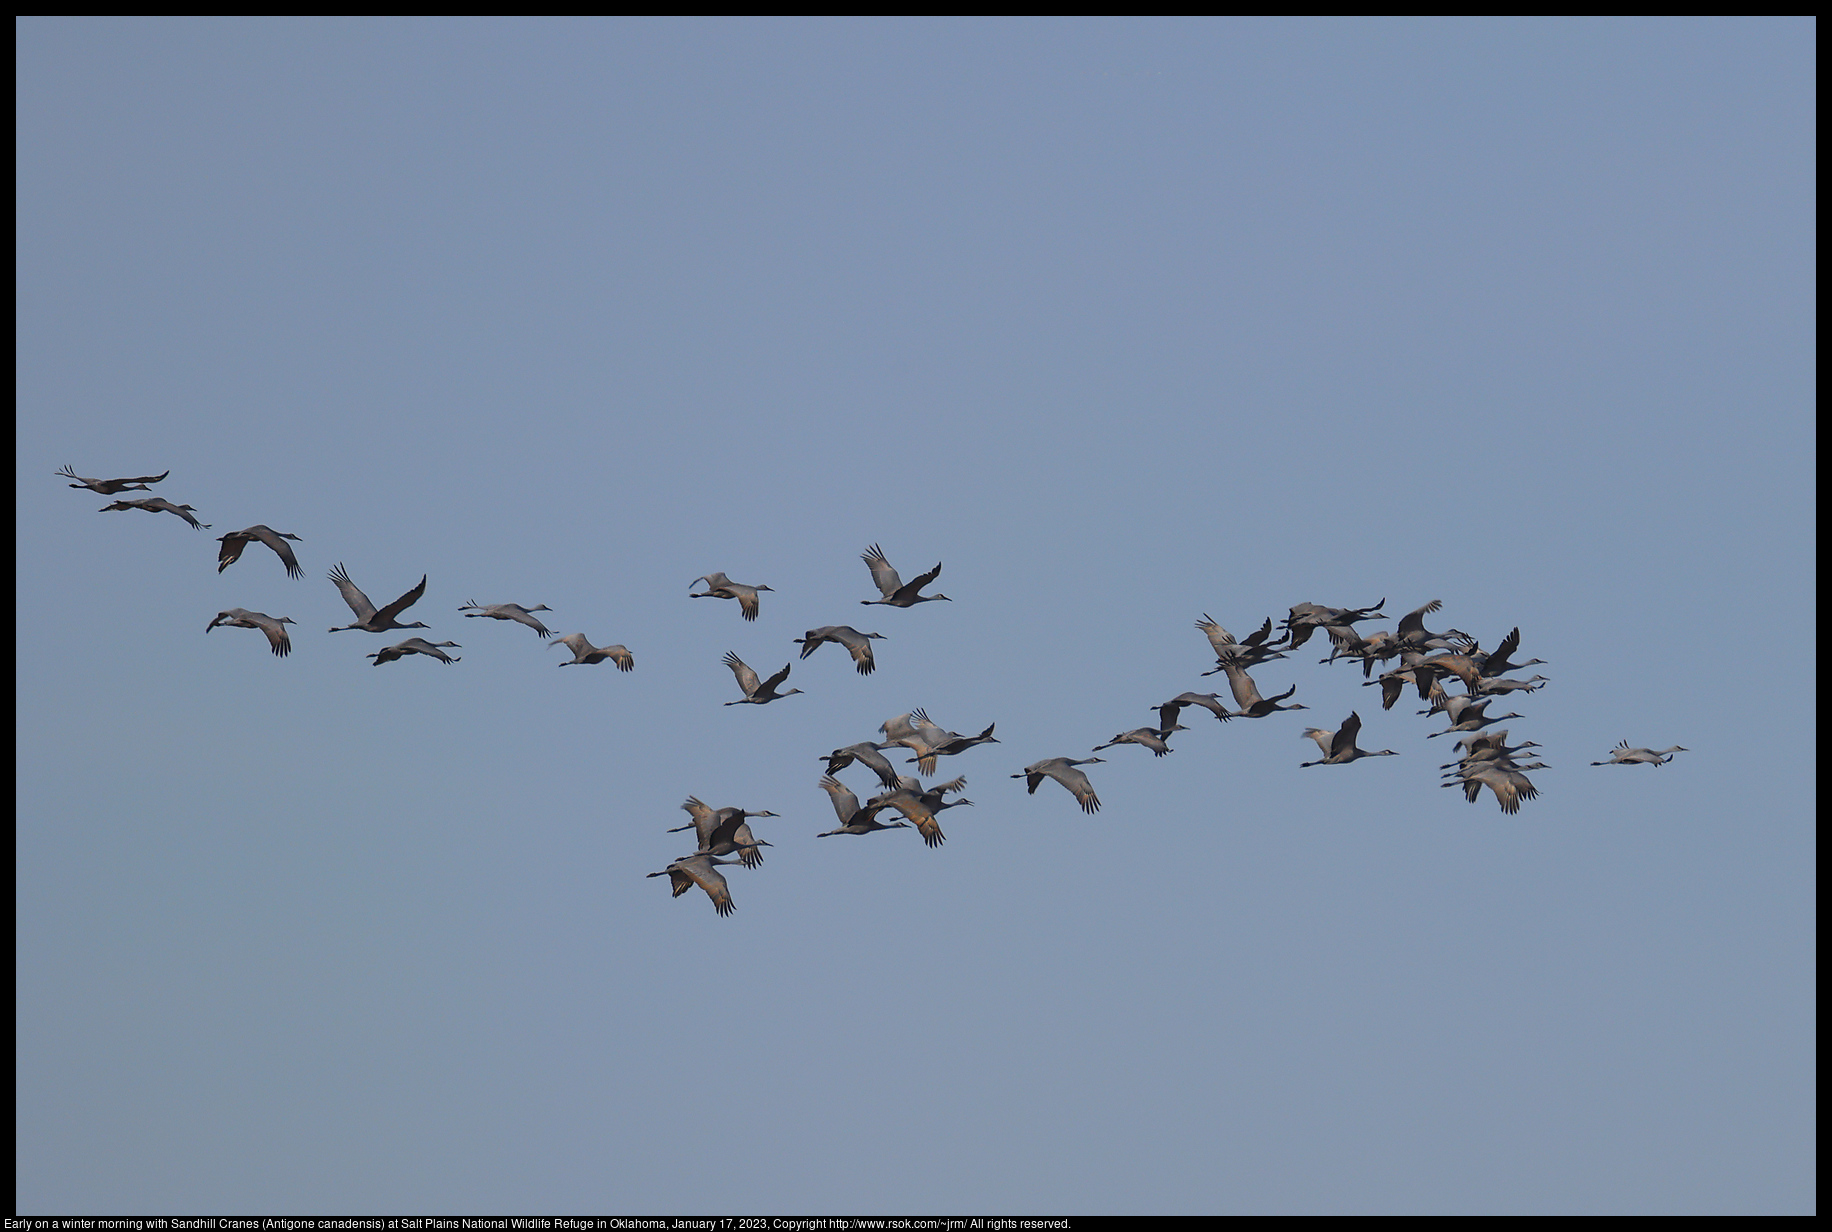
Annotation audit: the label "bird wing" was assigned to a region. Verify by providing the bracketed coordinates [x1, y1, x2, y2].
[819, 776, 860, 824]
[682, 858, 734, 916]
[1195, 614, 1235, 657]
[606, 645, 634, 671]
[1056, 767, 1100, 813]
[881, 793, 945, 847]
[328, 563, 377, 620]
[897, 561, 943, 600]
[880, 713, 921, 745]
[255, 614, 292, 657]
[845, 637, 876, 674]
[374, 575, 429, 624]
[734, 586, 761, 621]
[1331, 711, 1363, 759]
[1222, 663, 1263, 710]
[723, 652, 760, 695]
[861, 544, 903, 597]
[251, 527, 304, 578]
[852, 744, 902, 788]
[758, 663, 794, 695]
[1397, 599, 1443, 637]
[509, 607, 553, 636]
[216, 534, 249, 572]
[150, 499, 208, 528]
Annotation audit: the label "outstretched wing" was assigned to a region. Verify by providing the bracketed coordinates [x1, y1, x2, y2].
[1331, 711, 1363, 759]
[216, 534, 249, 573]
[861, 543, 903, 598]
[723, 652, 760, 696]
[328, 563, 376, 620]
[899, 561, 943, 599]
[375, 575, 428, 624]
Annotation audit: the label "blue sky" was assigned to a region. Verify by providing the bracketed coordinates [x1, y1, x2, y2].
[16, 17, 1814, 1214]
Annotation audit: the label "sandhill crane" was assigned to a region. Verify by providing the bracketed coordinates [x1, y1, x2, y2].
[459, 602, 555, 637]
[1299, 711, 1399, 766]
[1411, 650, 1484, 695]
[366, 638, 461, 666]
[1154, 693, 1233, 730]
[878, 711, 994, 775]
[795, 626, 886, 675]
[821, 742, 903, 790]
[860, 544, 950, 607]
[1591, 742, 1689, 767]
[328, 564, 429, 633]
[722, 652, 801, 704]
[1394, 599, 1473, 653]
[1425, 698, 1522, 738]
[206, 609, 296, 657]
[1093, 724, 1187, 757]
[1444, 764, 1540, 814]
[551, 634, 634, 670]
[1473, 674, 1548, 696]
[669, 797, 778, 867]
[1012, 758, 1104, 813]
[1212, 662, 1309, 717]
[908, 709, 999, 763]
[647, 853, 739, 916]
[217, 526, 304, 579]
[689, 573, 774, 621]
[57, 465, 169, 495]
[1365, 665, 1443, 711]
[1195, 614, 1287, 667]
[879, 712, 940, 774]
[1282, 599, 1385, 649]
[98, 497, 210, 529]
[1471, 627, 1547, 678]
[1436, 733, 1538, 759]
[866, 776, 970, 848]
[1319, 623, 1400, 672]
[816, 776, 913, 837]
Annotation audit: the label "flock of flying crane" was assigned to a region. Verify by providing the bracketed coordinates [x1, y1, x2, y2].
[62, 463, 1690, 917]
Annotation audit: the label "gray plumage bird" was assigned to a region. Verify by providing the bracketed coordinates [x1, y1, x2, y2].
[328, 564, 430, 633]
[865, 776, 970, 848]
[1093, 725, 1187, 757]
[98, 497, 209, 529]
[1155, 693, 1233, 730]
[859, 544, 950, 607]
[551, 634, 633, 669]
[459, 602, 555, 637]
[1212, 662, 1308, 717]
[1012, 758, 1104, 813]
[366, 638, 461, 666]
[669, 797, 778, 868]
[820, 742, 903, 790]
[58, 465, 169, 495]
[217, 526, 304, 579]
[722, 653, 801, 704]
[795, 625, 887, 675]
[816, 776, 912, 838]
[689, 572, 774, 621]
[206, 609, 295, 657]
[1299, 711, 1398, 766]
[647, 853, 739, 916]
[1591, 742, 1688, 767]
